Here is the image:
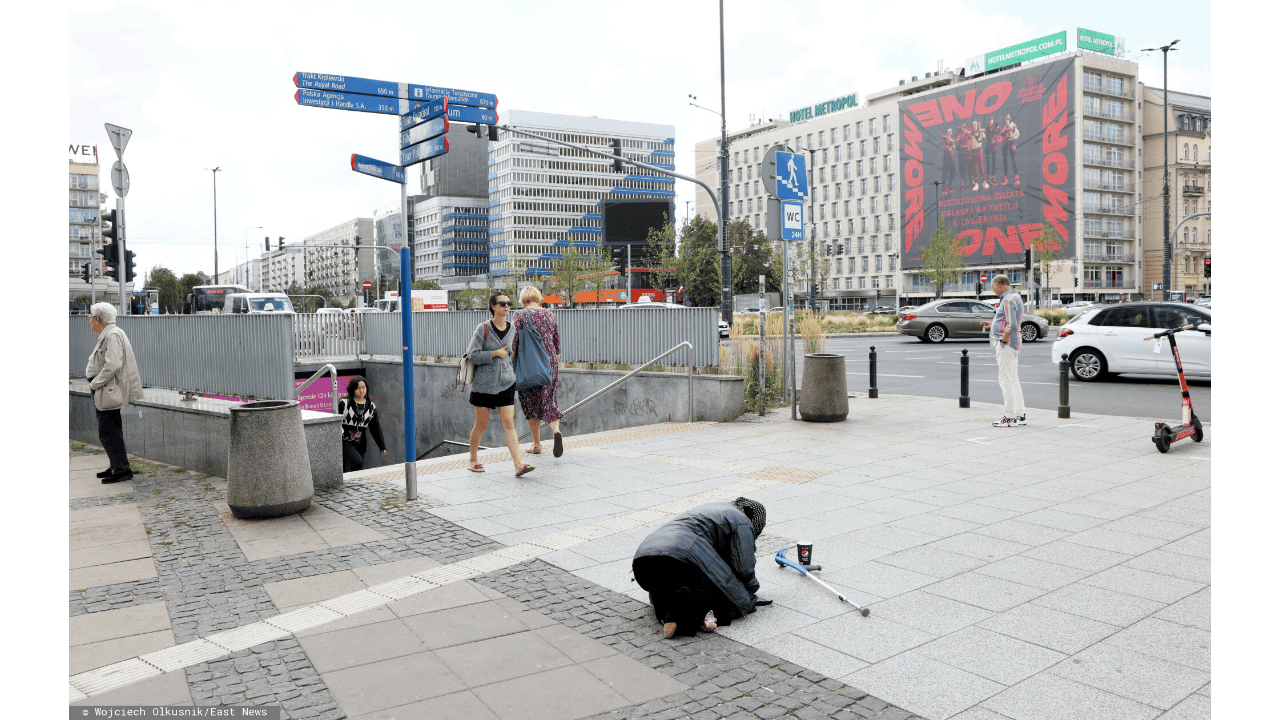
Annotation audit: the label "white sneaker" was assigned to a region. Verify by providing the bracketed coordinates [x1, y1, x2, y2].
[993, 417, 1017, 428]
[1017, 415, 1027, 425]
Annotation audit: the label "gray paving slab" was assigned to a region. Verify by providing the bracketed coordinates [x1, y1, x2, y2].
[1097, 516, 1201, 542]
[823, 560, 945, 599]
[1019, 539, 1135, 572]
[296, 618, 429, 673]
[401, 601, 528, 650]
[838, 524, 942, 551]
[70, 670, 193, 707]
[843, 650, 1005, 720]
[579, 654, 688, 705]
[754, 633, 869, 679]
[916, 626, 1067, 686]
[1106, 617, 1210, 671]
[1161, 529, 1210, 559]
[923, 572, 1047, 612]
[977, 603, 1122, 655]
[1047, 643, 1209, 710]
[435, 631, 574, 687]
[1121, 549, 1212, 585]
[349, 690, 498, 720]
[795, 612, 937, 663]
[322, 652, 468, 717]
[1032, 583, 1166, 627]
[1154, 693, 1210, 720]
[974, 555, 1092, 591]
[889, 512, 982, 539]
[1079, 566, 1205, 604]
[1016, 508, 1109, 533]
[878, 545, 989, 579]
[471, 664, 631, 720]
[981, 672, 1162, 720]
[934, 502, 1024, 525]
[925, 532, 1033, 562]
[70, 601, 173, 647]
[867, 589, 994, 636]
[1133, 504, 1210, 529]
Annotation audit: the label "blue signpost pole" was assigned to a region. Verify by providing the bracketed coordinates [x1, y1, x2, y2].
[400, 246, 417, 500]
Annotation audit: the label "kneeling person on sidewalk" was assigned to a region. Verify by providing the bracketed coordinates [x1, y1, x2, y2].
[632, 497, 768, 639]
[985, 274, 1027, 427]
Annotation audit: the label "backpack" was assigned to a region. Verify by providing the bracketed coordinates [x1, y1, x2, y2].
[455, 323, 488, 392]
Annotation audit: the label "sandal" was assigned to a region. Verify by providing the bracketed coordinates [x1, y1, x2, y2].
[515, 464, 536, 478]
[553, 432, 564, 458]
[468, 464, 485, 473]
[528, 445, 543, 455]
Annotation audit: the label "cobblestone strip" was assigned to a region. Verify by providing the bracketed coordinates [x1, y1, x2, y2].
[70, 578, 165, 617]
[472, 561, 925, 720]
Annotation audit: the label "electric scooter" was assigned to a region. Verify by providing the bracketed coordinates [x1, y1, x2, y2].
[1143, 322, 1211, 453]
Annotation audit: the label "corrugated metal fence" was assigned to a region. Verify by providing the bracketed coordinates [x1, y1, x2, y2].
[69, 315, 296, 400]
[293, 314, 366, 358]
[362, 308, 721, 366]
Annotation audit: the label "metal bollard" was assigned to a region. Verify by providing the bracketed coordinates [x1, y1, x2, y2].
[868, 346, 879, 399]
[959, 348, 970, 408]
[1058, 352, 1071, 418]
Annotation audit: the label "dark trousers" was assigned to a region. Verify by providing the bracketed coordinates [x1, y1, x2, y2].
[95, 408, 131, 472]
[1001, 144, 1018, 177]
[633, 556, 730, 636]
[342, 440, 365, 472]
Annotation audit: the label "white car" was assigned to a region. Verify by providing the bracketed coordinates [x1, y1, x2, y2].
[1061, 300, 1101, 317]
[345, 307, 383, 314]
[1051, 302, 1211, 381]
[315, 307, 345, 315]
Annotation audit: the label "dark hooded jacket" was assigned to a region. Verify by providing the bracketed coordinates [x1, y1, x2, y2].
[632, 501, 760, 621]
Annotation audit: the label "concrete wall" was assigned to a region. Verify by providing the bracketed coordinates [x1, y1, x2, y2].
[341, 359, 744, 471]
[70, 384, 343, 489]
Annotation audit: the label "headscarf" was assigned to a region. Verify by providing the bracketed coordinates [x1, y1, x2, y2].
[732, 497, 767, 538]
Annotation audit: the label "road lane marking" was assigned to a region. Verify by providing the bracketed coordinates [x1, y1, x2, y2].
[966, 437, 993, 444]
[845, 372, 925, 378]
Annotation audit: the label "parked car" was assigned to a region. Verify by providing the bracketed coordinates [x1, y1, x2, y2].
[1061, 300, 1101, 317]
[867, 306, 898, 315]
[315, 307, 345, 315]
[224, 293, 296, 314]
[897, 299, 1048, 343]
[1193, 296, 1211, 309]
[1051, 302, 1211, 381]
[345, 307, 382, 314]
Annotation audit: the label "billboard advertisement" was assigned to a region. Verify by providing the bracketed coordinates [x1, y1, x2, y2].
[899, 56, 1075, 269]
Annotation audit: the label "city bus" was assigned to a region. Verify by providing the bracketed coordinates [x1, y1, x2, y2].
[183, 284, 250, 314]
[130, 288, 160, 315]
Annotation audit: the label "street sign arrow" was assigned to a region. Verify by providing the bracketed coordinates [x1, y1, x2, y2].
[111, 161, 130, 198]
[295, 88, 409, 115]
[400, 97, 448, 131]
[400, 136, 449, 167]
[445, 105, 497, 125]
[400, 117, 448, 150]
[407, 84, 497, 109]
[295, 72, 406, 99]
[351, 154, 406, 184]
[104, 123, 132, 160]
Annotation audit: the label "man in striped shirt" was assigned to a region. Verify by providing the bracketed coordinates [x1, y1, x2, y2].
[985, 275, 1026, 427]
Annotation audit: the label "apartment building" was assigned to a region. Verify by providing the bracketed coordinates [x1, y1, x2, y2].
[1140, 89, 1211, 299]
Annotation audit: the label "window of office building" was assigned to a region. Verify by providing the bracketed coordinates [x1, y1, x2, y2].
[888, 174, 895, 192]
[873, 137, 881, 154]
[869, 118, 877, 135]
[860, 218, 868, 233]
[833, 145, 840, 162]
[870, 197, 878, 213]
[823, 222, 829, 238]
[859, 139, 866, 157]
[856, 160, 863, 177]
[835, 220, 841, 236]
[1107, 75, 1123, 94]
[835, 184, 842, 200]
[858, 237, 865, 253]
[857, 199, 864, 215]
[807, 133, 813, 148]
[819, 167, 826, 183]
[875, 256, 883, 272]
[819, 130, 825, 147]
[1085, 70, 1102, 91]
[822, 148, 828, 164]
[860, 178, 867, 195]
[856, 121, 863, 138]
[754, 147, 760, 161]
[870, 157, 877, 174]
[823, 186, 830, 201]
[843, 124, 850, 141]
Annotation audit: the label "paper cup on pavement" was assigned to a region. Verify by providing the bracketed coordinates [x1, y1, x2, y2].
[797, 542, 813, 566]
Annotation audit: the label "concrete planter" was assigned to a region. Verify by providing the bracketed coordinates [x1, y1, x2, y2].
[227, 400, 314, 519]
[799, 354, 849, 422]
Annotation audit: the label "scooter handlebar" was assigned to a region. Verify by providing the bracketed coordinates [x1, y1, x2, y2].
[1145, 323, 1200, 341]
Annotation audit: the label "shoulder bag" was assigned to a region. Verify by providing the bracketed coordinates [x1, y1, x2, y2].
[455, 323, 488, 392]
[512, 310, 553, 391]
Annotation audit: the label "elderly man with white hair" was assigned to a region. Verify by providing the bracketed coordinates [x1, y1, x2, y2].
[85, 302, 144, 483]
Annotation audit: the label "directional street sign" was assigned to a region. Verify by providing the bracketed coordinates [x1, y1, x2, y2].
[407, 84, 497, 109]
[776, 151, 808, 201]
[782, 201, 804, 241]
[400, 117, 448, 149]
[104, 123, 132, 160]
[445, 104, 497, 125]
[294, 72, 496, 108]
[351, 154, 406, 184]
[400, 97, 449, 131]
[400, 136, 449, 167]
[111, 161, 130, 198]
[295, 72, 405, 99]
[295, 88, 408, 115]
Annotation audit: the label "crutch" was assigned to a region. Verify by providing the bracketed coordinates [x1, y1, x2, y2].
[775, 548, 870, 617]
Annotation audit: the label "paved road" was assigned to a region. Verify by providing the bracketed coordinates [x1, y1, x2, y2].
[789, 334, 1212, 422]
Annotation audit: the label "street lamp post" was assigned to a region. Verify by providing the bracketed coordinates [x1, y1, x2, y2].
[717, 0, 732, 326]
[1140, 39, 1179, 301]
[209, 167, 221, 281]
[245, 226, 262, 290]
[806, 147, 817, 309]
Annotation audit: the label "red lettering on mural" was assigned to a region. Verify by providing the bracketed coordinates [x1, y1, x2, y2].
[1042, 113, 1069, 154]
[1042, 152, 1068, 186]
[975, 82, 1011, 114]
[1018, 223, 1047, 251]
[903, 186, 924, 252]
[901, 115, 923, 161]
[908, 99, 944, 128]
[982, 225, 1024, 256]
[1043, 185, 1070, 241]
[939, 92, 975, 123]
[958, 229, 983, 256]
[1042, 74, 1069, 126]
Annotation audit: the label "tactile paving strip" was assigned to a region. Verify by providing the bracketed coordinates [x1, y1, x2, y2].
[138, 638, 228, 672]
[744, 466, 831, 484]
[71, 658, 161, 697]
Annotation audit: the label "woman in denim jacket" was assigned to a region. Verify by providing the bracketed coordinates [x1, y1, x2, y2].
[465, 292, 534, 477]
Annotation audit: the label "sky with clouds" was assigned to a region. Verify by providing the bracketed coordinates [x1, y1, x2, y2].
[69, 0, 1210, 279]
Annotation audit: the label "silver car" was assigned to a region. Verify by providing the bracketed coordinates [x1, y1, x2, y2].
[897, 299, 1048, 343]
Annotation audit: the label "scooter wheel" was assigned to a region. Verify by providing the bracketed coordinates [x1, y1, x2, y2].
[1154, 427, 1171, 453]
[1192, 425, 1204, 443]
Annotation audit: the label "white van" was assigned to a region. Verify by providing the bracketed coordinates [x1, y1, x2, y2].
[225, 293, 296, 314]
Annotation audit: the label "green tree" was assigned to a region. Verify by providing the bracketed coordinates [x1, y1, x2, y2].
[412, 278, 442, 291]
[919, 225, 967, 298]
[1031, 222, 1068, 304]
[728, 221, 779, 294]
[176, 273, 206, 312]
[145, 265, 183, 314]
[547, 245, 613, 307]
[643, 216, 721, 307]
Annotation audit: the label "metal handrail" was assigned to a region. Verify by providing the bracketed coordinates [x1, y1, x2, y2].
[518, 340, 695, 441]
[417, 439, 493, 461]
[295, 363, 339, 413]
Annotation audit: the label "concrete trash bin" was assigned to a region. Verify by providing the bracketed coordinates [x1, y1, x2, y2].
[227, 399, 314, 519]
[799, 353, 849, 422]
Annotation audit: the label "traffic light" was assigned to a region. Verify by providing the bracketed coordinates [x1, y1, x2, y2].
[279, 237, 286, 249]
[1203, 257, 1211, 277]
[124, 250, 137, 283]
[1074, 277, 1079, 288]
[466, 123, 498, 141]
[975, 282, 982, 295]
[102, 208, 122, 244]
[1024, 249, 1031, 271]
[265, 235, 271, 251]
[98, 240, 120, 280]
[81, 262, 91, 284]
[354, 234, 361, 246]
[611, 138, 623, 172]
[876, 288, 882, 303]
[1033, 268, 1042, 284]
